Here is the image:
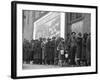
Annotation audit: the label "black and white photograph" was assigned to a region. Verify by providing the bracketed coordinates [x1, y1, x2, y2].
[11, 1, 97, 79]
[22, 11, 91, 69]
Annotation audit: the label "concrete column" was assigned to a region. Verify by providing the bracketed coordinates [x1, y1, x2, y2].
[65, 13, 72, 41]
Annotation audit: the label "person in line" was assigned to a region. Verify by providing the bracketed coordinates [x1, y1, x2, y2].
[45, 38, 52, 65]
[82, 33, 88, 66]
[76, 32, 82, 66]
[41, 38, 47, 64]
[54, 37, 62, 65]
[70, 32, 77, 65]
[65, 33, 71, 64]
[38, 38, 42, 64]
[23, 39, 30, 64]
[57, 38, 65, 67]
[51, 37, 56, 65]
[86, 33, 91, 66]
[33, 40, 39, 64]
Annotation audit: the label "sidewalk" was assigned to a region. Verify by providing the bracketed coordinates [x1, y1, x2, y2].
[22, 63, 82, 69]
[23, 63, 61, 69]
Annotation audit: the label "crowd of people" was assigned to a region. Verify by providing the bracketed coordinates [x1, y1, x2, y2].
[23, 32, 91, 67]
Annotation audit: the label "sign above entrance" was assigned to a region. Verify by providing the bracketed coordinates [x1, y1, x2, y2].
[33, 12, 65, 39]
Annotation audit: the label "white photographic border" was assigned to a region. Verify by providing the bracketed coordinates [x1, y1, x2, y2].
[17, 3, 96, 77]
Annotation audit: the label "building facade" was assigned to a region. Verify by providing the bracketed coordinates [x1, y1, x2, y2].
[65, 12, 91, 40]
[23, 10, 48, 42]
[23, 11, 91, 42]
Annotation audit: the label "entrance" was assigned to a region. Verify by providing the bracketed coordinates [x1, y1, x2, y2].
[33, 12, 65, 39]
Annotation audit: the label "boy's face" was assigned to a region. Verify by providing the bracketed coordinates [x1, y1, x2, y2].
[72, 33, 76, 37]
[62, 39, 65, 42]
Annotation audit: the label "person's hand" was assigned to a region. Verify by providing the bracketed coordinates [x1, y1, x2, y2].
[65, 54, 68, 58]
[57, 48, 59, 51]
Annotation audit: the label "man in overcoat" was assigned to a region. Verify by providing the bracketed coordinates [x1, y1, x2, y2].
[37, 38, 42, 64]
[50, 37, 56, 65]
[76, 32, 82, 65]
[70, 32, 77, 65]
[45, 38, 52, 65]
[41, 38, 47, 64]
[86, 33, 91, 66]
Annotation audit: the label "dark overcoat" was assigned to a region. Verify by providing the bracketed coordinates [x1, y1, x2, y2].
[86, 36, 91, 63]
[23, 42, 31, 62]
[41, 42, 46, 60]
[82, 38, 87, 61]
[50, 40, 56, 60]
[46, 41, 53, 60]
[76, 37, 82, 59]
[33, 41, 42, 60]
